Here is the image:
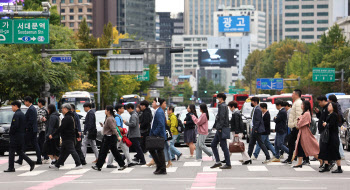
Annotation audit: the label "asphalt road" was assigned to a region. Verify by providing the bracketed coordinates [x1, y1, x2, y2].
[1, 147, 350, 190]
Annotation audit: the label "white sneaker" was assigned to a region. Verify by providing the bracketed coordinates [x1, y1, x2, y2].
[262, 159, 271, 164]
[49, 165, 59, 170]
[280, 155, 284, 159]
[42, 159, 50, 164]
[251, 155, 257, 160]
[72, 165, 83, 170]
[195, 159, 203, 162]
[185, 155, 195, 159]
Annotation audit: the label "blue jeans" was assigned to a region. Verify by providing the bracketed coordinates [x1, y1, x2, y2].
[253, 135, 276, 158]
[164, 141, 171, 162]
[274, 133, 289, 159]
[211, 130, 231, 166]
[170, 135, 181, 159]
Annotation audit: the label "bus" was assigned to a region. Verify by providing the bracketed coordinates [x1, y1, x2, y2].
[60, 91, 95, 116]
[211, 93, 248, 110]
[266, 94, 314, 110]
[119, 94, 141, 105]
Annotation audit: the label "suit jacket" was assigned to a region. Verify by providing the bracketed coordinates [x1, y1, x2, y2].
[274, 108, 287, 134]
[214, 102, 229, 130]
[10, 109, 26, 144]
[25, 105, 38, 133]
[261, 111, 270, 135]
[252, 106, 265, 134]
[84, 109, 96, 134]
[139, 107, 152, 134]
[149, 107, 166, 140]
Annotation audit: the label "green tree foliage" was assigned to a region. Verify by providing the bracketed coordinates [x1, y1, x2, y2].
[159, 77, 174, 102]
[197, 77, 226, 103]
[176, 80, 193, 106]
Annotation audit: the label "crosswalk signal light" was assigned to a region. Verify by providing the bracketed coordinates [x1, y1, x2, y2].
[190, 98, 192, 100]
[216, 91, 219, 93]
[197, 98, 200, 100]
[204, 91, 207, 94]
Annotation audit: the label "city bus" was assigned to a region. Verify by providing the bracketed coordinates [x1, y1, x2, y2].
[266, 94, 314, 110]
[119, 94, 141, 105]
[211, 93, 248, 110]
[60, 91, 95, 116]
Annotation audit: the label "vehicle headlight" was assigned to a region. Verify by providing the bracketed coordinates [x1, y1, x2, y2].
[0, 127, 5, 133]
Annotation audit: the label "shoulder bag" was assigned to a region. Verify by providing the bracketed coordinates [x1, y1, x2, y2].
[146, 136, 165, 150]
[229, 136, 245, 153]
[221, 127, 231, 139]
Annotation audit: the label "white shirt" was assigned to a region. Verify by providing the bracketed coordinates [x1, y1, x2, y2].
[151, 107, 159, 128]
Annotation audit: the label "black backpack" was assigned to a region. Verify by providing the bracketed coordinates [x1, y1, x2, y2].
[176, 114, 184, 133]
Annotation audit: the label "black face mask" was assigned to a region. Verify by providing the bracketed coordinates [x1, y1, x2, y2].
[251, 103, 254, 107]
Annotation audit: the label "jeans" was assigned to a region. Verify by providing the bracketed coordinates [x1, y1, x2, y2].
[170, 135, 181, 160]
[149, 142, 166, 172]
[211, 130, 231, 166]
[95, 135, 125, 169]
[253, 135, 276, 158]
[196, 134, 213, 160]
[164, 141, 171, 162]
[81, 135, 99, 159]
[248, 132, 271, 160]
[107, 140, 132, 165]
[274, 133, 289, 159]
[19, 131, 41, 163]
[38, 131, 49, 160]
[55, 140, 81, 168]
[130, 137, 146, 163]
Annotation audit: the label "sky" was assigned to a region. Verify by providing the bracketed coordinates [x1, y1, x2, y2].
[156, 0, 184, 14]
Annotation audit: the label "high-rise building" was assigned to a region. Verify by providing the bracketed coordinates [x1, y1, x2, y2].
[184, 0, 283, 45]
[283, 0, 348, 43]
[50, 0, 93, 33]
[92, 0, 118, 37]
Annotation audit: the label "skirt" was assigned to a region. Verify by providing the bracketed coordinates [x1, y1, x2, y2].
[43, 138, 60, 156]
[184, 128, 197, 143]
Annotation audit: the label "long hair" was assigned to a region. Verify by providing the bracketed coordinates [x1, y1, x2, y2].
[199, 103, 209, 120]
[106, 105, 116, 117]
[330, 102, 342, 124]
[302, 100, 312, 117]
[188, 104, 198, 118]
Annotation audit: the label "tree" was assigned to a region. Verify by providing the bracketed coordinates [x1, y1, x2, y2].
[175, 80, 193, 106]
[160, 77, 174, 102]
[76, 18, 97, 49]
[198, 77, 210, 102]
[242, 50, 264, 86]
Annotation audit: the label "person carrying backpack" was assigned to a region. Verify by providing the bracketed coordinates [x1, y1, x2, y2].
[167, 106, 182, 161]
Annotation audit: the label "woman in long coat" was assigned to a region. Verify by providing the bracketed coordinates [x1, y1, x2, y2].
[293, 100, 320, 168]
[319, 102, 342, 173]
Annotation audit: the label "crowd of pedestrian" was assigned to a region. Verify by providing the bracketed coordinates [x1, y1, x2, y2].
[3, 90, 347, 174]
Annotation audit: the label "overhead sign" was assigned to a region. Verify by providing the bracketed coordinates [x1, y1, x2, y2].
[109, 55, 144, 75]
[136, 70, 150, 81]
[121, 41, 166, 65]
[256, 78, 261, 89]
[229, 89, 245, 94]
[0, 19, 49, 44]
[218, 16, 250, 33]
[258, 78, 284, 90]
[312, 68, 335, 82]
[50, 56, 72, 63]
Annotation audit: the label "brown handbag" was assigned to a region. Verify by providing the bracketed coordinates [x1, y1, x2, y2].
[229, 136, 245, 153]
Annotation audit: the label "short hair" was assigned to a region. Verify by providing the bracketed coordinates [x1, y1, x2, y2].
[48, 104, 56, 114]
[217, 93, 227, 101]
[260, 102, 267, 109]
[275, 100, 283, 106]
[251, 97, 260, 104]
[168, 105, 174, 112]
[115, 104, 124, 112]
[228, 101, 238, 109]
[317, 95, 327, 102]
[38, 98, 46, 105]
[24, 96, 33, 103]
[70, 104, 76, 110]
[294, 89, 302, 97]
[61, 103, 72, 110]
[125, 103, 134, 110]
[11, 101, 21, 108]
[83, 102, 92, 108]
[328, 95, 338, 103]
[140, 100, 149, 107]
[154, 98, 165, 106]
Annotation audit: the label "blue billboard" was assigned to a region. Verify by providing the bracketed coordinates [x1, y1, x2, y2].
[218, 16, 250, 33]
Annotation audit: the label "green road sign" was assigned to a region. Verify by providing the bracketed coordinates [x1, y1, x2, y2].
[0, 20, 13, 44]
[136, 70, 150, 81]
[229, 86, 235, 89]
[178, 94, 183, 97]
[229, 89, 245, 94]
[0, 19, 49, 44]
[312, 68, 335, 82]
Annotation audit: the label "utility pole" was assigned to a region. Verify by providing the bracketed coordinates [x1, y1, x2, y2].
[341, 69, 344, 93]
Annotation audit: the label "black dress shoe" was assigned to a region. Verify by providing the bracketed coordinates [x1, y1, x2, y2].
[132, 158, 139, 162]
[118, 166, 127, 171]
[292, 165, 302, 168]
[171, 158, 176, 161]
[30, 162, 35, 171]
[302, 160, 310, 165]
[154, 169, 167, 175]
[137, 162, 146, 165]
[242, 160, 252, 165]
[35, 161, 42, 165]
[4, 168, 15, 172]
[91, 165, 101, 171]
[319, 166, 330, 173]
[219, 165, 232, 169]
[177, 153, 182, 161]
[128, 163, 136, 167]
[106, 165, 118, 168]
[221, 160, 226, 163]
[332, 168, 343, 173]
[15, 160, 22, 165]
[210, 163, 222, 169]
[81, 162, 87, 166]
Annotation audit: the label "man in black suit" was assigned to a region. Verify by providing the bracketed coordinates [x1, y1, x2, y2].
[4, 101, 35, 172]
[272, 100, 289, 162]
[246, 97, 271, 164]
[81, 103, 99, 163]
[17, 96, 42, 165]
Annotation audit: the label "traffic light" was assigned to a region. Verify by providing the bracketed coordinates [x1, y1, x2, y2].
[216, 91, 219, 93]
[197, 98, 200, 100]
[190, 98, 192, 100]
[204, 91, 207, 94]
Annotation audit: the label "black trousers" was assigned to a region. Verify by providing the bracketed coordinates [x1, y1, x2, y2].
[287, 128, 299, 161]
[19, 131, 41, 163]
[130, 137, 146, 163]
[248, 132, 271, 160]
[75, 140, 86, 164]
[96, 135, 125, 169]
[8, 140, 33, 170]
[140, 132, 149, 153]
[149, 144, 166, 172]
[55, 140, 81, 167]
[38, 131, 49, 160]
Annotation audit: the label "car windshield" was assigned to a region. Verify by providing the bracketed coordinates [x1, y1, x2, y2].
[338, 99, 350, 113]
[0, 108, 29, 124]
[179, 110, 215, 122]
[120, 97, 139, 104]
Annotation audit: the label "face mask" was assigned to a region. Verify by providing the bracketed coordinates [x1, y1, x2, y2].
[251, 103, 254, 107]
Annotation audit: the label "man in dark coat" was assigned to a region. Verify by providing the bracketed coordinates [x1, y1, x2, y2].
[17, 96, 42, 165]
[272, 100, 289, 162]
[71, 104, 87, 165]
[247, 97, 271, 164]
[139, 100, 152, 153]
[4, 101, 35, 172]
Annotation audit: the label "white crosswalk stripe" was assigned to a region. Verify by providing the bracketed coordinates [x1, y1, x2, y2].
[203, 166, 221, 172]
[166, 167, 178, 172]
[65, 169, 91, 175]
[247, 166, 268, 171]
[294, 166, 315, 172]
[17, 165, 41, 171]
[111, 167, 134, 174]
[18, 170, 47, 176]
[183, 162, 201, 167]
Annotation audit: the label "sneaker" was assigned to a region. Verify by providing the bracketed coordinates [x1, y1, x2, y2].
[238, 160, 244, 163]
[195, 159, 203, 162]
[91, 165, 101, 171]
[271, 158, 280, 162]
[262, 159, 271, 164]
[329, 162, 336, 170]
[282, 160, 291, 164]
[72, 165, 83, 170]
[49, 165, 59, 171]
[118, 166, 127, 171]
[251, 155, 257, 160]
[127, 163, 136, 167]
[310, 157, 318, 161]
[92, 159, 98, 164]
[279, 155, 284, 159]
[42, 159, 50, 164]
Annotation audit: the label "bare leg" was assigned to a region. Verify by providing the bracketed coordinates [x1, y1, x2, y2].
[297, 157, 303, 166]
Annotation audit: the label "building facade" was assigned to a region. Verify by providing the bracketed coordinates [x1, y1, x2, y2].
[213, 5, 266, 49]
[184, 0, 283, 45]
[332, 16, 350, 41]
[171, 35, 209, 77]
[283, 0, 348, 43]
[178, 75, 198, 92]
[50, 0, 93, 33]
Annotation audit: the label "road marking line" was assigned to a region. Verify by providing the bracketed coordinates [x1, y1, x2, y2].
[59, 164, 76, 170]
[191, 172, 217, 190]
[278, 188, 327, 190]
[18, 170, 47, 177]
[111, 167, 134, 174]
[184, 162, 202, 167]
[17, 165, 42, 171]
[65, 169, 90, 175]
[267, 162, 284, 166]
[230, 161, 243, 165]
[26, 175, 82, 190]
[166, 167, 178, 172]
[0, 160, 8, 165]
[294, 166, 315, 172]
[203, 166, 221, 172]
[309, 161, 320, 166]
[247, 166, 268, 171]
[340, 166, 350, 171]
